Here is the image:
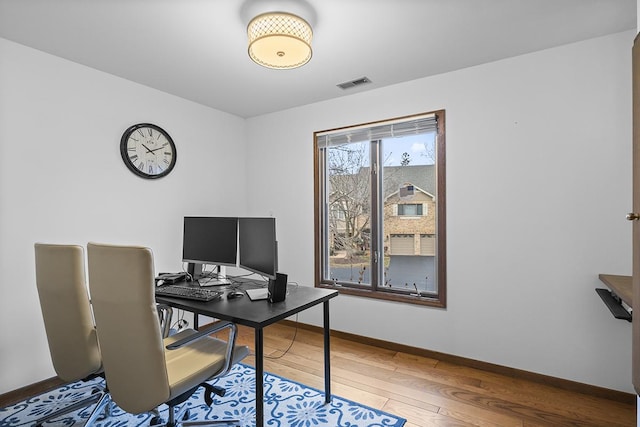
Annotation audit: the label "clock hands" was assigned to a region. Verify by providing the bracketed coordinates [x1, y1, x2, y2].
[141, 144, 155, 154]
[141, 143, 168, 155]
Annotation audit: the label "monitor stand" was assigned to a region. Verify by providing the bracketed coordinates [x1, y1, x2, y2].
[187, 262, 202, 280]
[197, 265, 231, 286]
[187, 262, 231, 285]
[211, 265, 231, 285]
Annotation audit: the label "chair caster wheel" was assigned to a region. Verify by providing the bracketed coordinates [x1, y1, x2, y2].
[150, 416, 164, 425]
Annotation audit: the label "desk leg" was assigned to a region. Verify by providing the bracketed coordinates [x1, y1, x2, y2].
[255, 327, 264, 427]
[324, 300, 331, 404]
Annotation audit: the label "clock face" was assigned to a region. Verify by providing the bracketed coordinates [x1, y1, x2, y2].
[120, 123, 176, 179]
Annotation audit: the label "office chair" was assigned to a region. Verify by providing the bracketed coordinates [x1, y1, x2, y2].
[86, 242, 249, 427]
[33, 243, 112, 426]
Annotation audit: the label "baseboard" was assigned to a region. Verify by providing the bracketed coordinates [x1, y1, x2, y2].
[281, 319, 636, 405]
[2, 321, 634, 408]
[0, 376, 65, 408]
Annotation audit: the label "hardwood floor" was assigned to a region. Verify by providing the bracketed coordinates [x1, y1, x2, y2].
[1, 321, 635, 426]
[233, 322, 636, 427]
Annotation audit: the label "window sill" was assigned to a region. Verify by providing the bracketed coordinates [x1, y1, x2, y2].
[316, 282, 445, 308]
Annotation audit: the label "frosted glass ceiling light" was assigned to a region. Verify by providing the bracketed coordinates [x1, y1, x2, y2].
[248, 12, 312, 69]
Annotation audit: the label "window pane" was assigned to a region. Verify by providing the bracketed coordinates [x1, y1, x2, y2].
[315, 110, 446, 307]
[381, 132, 437, 295]
[326, 141, 372, 286]
[398, 204, 423, 216]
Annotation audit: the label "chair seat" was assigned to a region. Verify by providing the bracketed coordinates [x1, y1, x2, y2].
[164, 329, 227, 398]
[163, 329, 229, 398]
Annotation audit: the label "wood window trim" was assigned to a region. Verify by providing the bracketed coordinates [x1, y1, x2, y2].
[313, 110, 447, 308]
[316, 281, 446, 307]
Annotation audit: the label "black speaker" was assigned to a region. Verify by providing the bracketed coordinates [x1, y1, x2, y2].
[268, 273, 288, 303]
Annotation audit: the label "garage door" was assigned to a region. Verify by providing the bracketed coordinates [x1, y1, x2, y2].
[420, 234, 436, 256]
[390, 234, 414, 255]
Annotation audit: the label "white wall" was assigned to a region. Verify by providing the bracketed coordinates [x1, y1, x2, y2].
[1, 29, 635, 396]
[0, 38, 248, 394]
[245, 30, 635, 393]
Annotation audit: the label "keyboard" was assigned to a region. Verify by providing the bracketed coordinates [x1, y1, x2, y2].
[155, 285, 222, 302]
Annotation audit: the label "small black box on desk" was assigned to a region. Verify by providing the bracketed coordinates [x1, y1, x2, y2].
[268, 273, 288, 303]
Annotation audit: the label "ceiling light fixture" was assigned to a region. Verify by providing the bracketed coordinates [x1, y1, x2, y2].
[247, 12, 313, 69]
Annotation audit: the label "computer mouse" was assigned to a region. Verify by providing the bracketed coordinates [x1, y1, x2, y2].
[227, 290, 244, 299]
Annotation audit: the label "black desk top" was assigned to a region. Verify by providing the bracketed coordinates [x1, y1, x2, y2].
[155, 280, 338, 329]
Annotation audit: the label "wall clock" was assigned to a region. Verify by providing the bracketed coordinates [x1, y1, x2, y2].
[120, 123, 176, 179]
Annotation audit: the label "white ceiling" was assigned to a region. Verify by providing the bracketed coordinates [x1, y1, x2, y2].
[0, 0, 635, 118]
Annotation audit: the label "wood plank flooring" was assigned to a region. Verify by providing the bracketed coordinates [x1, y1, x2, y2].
[231, 322, 636, 427]
[1, 321, 635, 426]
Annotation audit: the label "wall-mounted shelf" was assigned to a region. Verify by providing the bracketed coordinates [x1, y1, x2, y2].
[597, 274, 632, 322]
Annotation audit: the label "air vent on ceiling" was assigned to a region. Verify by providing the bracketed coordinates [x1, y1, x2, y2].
[337, 76, 372, 90]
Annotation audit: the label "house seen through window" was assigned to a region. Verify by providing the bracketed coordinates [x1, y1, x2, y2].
[314, 110, 446, 307]
[397, 203, 424, 216]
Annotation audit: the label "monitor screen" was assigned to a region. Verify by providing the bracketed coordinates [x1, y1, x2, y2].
[182, 217, 238, 267]
[238, 217, 278, 279]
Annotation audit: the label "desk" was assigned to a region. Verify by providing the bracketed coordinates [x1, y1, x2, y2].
[597, 274, 632, 321]
[598, 274, 632, 307]
[156, 281, 338, 427]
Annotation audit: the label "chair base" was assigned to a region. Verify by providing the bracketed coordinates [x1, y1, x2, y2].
[35, 389, 112, 427]
[150, 404, 240, 427]
[154, 422, 241, 427]
[181, 422, 240, 426]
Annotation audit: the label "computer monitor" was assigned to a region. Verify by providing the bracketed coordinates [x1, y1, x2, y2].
[238, 217, 278, 280]
[182, 216, 238, 279]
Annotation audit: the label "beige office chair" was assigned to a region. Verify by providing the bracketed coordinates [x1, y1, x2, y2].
[86, 242, 249, 427]
[33, 243, 112, 426]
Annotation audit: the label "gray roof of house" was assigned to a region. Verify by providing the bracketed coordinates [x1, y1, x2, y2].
[382, 165, 436, 198]
[352, 165, 436, 198]
[334, 164, 436, 200]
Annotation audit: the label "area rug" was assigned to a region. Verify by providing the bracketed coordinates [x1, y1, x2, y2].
[0, 364, 406, 427]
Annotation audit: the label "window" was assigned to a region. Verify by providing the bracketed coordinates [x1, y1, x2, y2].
[397, 203, 424, 216]
[314, 111, 446, 307]
[330, 205, 346, 221]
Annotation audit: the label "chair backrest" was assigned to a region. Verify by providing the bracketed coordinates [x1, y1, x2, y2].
[34, 243, 102, 382]
[86, 242, 170, 413]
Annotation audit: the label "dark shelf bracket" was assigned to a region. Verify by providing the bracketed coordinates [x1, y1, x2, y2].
[595, 288, 632, 322]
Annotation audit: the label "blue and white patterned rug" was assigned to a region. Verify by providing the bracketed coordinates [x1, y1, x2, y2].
[0, 364, 405, 427]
